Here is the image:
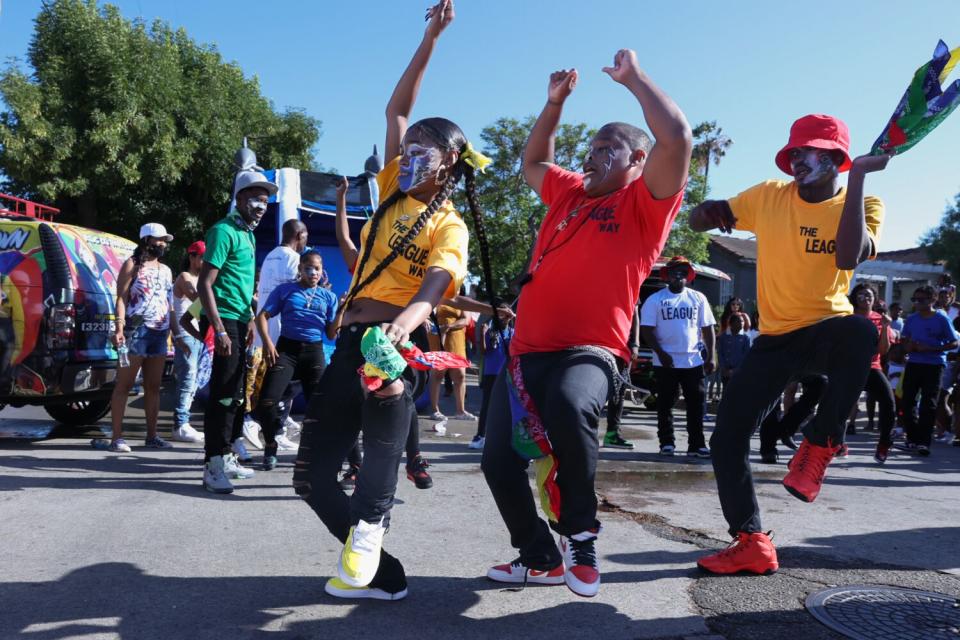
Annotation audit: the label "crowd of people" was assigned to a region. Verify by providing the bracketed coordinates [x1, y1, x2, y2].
[98, 0, 958, 603]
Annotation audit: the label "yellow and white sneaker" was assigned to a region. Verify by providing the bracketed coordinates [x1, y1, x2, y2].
[324, 577, 407, 601]
[338, 518, 387, 587]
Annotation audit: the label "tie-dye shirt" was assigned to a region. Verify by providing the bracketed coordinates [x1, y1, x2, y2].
[126, 262, 174, 331]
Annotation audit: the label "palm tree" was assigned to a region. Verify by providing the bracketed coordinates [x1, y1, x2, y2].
[692, 121, 733, 200]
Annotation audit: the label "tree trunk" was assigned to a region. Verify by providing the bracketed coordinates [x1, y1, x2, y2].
[77, 191, 97, 228]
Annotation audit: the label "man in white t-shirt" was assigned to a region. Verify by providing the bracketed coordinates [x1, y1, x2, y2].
[246, 219, 308, 451]
[640, 256, 716, 457]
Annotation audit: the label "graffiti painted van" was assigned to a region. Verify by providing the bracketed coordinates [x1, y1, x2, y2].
[0, 195, 135, 425]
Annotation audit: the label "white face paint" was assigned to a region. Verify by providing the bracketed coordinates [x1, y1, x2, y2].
[793, 149, 837, 186]
[302, 266, 320, 279]
[583, 146, 618, 190]
[398, 143, 441, 192]
[239, 197, 268, 229]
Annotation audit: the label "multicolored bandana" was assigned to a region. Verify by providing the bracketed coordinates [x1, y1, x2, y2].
[871, 39, 960, 156]
[358, 326, 471, 391]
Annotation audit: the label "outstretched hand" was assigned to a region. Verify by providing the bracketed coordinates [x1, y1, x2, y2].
[424, 0, 455, 38]
[851, 153, 893, 175]
[602, 49, 643, 85]
[547, 69, 578, 105]
[698, 200, 737, 234]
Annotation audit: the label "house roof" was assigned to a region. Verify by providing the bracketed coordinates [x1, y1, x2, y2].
[874, 246, 938, 266]
[708, 235, 757, 262]
[708, 237, 940, 268]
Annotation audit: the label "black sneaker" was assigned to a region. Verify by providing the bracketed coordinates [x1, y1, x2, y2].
[760, 449, 779, 464]
[406, 455, 433, 489]
[917, 444, 931, 457]
[340, 465, 359, 490]
[780, 435, 799, 450]
[602, 432, 634, 449]
[262, 444, 278, 471]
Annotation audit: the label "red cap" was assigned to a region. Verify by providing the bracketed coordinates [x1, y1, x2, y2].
[775, 114, 852, 176]
[659, 256, 696, 283]
[187, 240, 206, 256]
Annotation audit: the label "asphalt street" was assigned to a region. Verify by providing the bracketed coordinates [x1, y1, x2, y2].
[1, 381, 957, 640]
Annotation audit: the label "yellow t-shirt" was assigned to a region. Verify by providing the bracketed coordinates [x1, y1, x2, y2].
[728, 180, 884, 336]
[348, 157, 468, 306]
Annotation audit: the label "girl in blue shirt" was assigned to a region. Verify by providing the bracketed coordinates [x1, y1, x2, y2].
[255, 251, 338, 469]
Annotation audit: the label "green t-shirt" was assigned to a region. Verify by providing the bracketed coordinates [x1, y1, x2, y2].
[203, 213, 256, 322]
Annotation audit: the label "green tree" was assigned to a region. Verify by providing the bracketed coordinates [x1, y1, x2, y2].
[0, 0, 320, 243]
[461, 115, 594, 296]
[921, 191, 960, 276]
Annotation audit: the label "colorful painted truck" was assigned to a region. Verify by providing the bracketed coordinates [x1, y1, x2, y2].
[0, 194, 136, 425]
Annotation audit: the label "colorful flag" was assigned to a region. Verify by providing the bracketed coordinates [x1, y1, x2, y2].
[871, 39, 960, 155]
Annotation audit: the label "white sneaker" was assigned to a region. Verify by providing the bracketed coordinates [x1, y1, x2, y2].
[172, 424, 204, 443]
[275, 433, 298, 451]
[468, 436, 485, 450]
[203, 456, 234, 494]
[428, 411, 446, 421]
[338, 518, 387, 587]
[283, 416, 302, 435]
[242, 417, 262, 450]
[451, 411, 478, 421]
[223, 452, 256, 479]
[559, 529, 601, 597]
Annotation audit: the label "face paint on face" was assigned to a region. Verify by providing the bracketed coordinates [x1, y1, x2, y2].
[398, 143, 441, 192]
[583, 146, 619, 191]
[791, 148, 838, 186]
[238, 197, 268, 229]
[303, 266, 320, 279]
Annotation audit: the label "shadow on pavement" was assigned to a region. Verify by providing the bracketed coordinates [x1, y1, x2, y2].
[0, 563, 706, 640]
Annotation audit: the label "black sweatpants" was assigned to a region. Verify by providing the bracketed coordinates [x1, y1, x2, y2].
[654, 364, 706, 450]
[605, 365, 629, 435]
[864, 368, 896, 446]
[201, 318, 247, 462]
[711, 315, 876, 537]
[901, 361, 943, 448]
[256, 337, 326, 445]
[476, 374, 498, 439]
[292, 323, 429, 592]
[481, 350, 612, 569]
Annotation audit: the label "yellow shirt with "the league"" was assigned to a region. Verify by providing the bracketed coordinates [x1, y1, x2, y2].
[728, 180, 884, 336]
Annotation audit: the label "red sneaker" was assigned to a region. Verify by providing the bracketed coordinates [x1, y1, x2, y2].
[559, 530, 600, 597]
[874, 442, 890, 464]
[783, 438, 838, 502]
[486, 558, 564, 585]
[697, 531, 778, 575]
[835, 443, 849, 459]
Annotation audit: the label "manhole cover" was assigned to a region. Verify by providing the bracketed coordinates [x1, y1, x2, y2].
[806, 585, 960, 640]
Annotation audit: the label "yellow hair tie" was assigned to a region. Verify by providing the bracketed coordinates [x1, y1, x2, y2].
[461, 141, 492, 174]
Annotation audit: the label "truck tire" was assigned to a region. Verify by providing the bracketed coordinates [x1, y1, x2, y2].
[45, 398, 111, 426]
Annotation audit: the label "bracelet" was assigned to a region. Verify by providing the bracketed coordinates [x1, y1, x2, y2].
[216, 331, 228, 337]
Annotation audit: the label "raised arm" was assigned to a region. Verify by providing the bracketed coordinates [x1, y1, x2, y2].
[835, 154, 891, 270]
[602, 49, 691, 199]
[334, 176, 359, 268]
[522, 69, 578, 196]
[689, 200, 737, 233]
[384, 0, 455, 160]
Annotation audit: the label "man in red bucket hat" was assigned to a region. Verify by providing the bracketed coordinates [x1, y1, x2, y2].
[688, 114, 892, 575]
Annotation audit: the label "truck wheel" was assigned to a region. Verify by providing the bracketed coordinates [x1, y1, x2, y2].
[45, 399, 111, 426]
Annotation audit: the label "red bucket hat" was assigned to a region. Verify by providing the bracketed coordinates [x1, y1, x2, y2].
[659, 256, 696, 283]
[775, 114, 852, 176]
[187, 240, 206, 256]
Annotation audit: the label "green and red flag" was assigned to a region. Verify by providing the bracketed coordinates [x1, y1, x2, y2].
[871, 39, 960, 155]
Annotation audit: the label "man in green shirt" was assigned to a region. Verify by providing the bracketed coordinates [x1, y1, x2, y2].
[197, 171, 277, 494]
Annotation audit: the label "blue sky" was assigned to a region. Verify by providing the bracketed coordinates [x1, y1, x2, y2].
[3, 1, 960, 251]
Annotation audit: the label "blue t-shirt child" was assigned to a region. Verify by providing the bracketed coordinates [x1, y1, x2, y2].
[902, 311, 957, 366]
[261, 282, 338, 344]
[482, 324, 514, 377]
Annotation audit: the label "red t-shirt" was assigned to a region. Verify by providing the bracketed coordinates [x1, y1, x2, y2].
[512, 166, 684, 361]
[867, 311, 896, 370]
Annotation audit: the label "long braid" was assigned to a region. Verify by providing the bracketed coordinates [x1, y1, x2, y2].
[345, 176, 458, 309]
[343, 189, 403, 310]
[462, 165, 503, 330]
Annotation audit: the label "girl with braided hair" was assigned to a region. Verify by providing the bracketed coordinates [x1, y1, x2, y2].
[293, 0, 510, 602]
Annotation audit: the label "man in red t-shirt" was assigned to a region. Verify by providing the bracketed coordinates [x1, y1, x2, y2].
[481, 48, 691, 598]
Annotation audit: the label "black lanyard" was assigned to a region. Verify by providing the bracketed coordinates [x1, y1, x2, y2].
[520, 194, 612, 286]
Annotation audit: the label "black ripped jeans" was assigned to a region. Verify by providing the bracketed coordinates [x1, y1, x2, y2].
[256, 337, 326, 446]
[293, 323, 428, 591]
[200, 317, 247, 462]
